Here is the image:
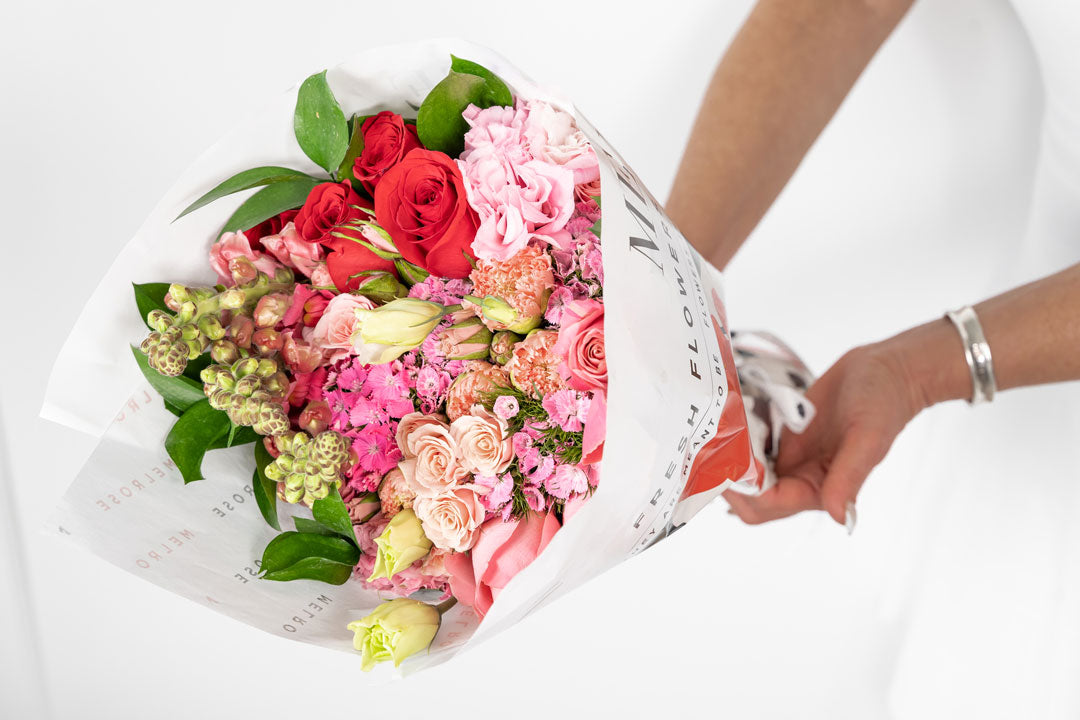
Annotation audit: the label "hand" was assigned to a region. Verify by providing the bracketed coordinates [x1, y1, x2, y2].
[723, 341, 927, 529]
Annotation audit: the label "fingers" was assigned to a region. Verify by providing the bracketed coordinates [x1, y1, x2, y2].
[819, 429, 887, 526]
[722, 470, 822, 525]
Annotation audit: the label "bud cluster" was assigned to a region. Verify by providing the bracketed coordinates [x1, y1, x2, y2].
[200, 358, 290, 436]
[264, 431, 351, 505]
[138, 260, 294, 377]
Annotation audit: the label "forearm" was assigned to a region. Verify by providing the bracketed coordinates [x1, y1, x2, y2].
[887, 263, 1080, 409]
[666, 0, 915, 269]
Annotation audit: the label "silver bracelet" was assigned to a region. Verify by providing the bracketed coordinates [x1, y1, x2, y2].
[945, 306, 997, 405]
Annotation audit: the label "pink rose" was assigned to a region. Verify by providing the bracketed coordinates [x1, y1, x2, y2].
[445, 510, 561, 619]
[553, 299, 606, 393]
[398, 422, 467, 498]
[260, 222, 325, 278]
[414, 484, 487, 552]
[522, 100, 600, 185]
[209, 231, 282, 287]
[309, 292, 376, 363]
[450, 406, 514, 477]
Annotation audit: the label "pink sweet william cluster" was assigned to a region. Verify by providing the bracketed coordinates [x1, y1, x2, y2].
[137, 59, 607, 669]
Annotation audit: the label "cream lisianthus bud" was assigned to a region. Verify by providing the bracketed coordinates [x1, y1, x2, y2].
[464, 294, 545, 334]
[489, 330, 522, 365]
[367, 509, 433, 582]
[436, 313, 493, 361]
[351, 298, 449, 364]
[353, 271, 408, 304]
[347, 598, 441, 671]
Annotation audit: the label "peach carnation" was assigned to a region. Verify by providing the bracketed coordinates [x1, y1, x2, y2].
[445, 361, 511, 421]
[466, 245, 554, 332]
[378, 466, 416, 516]
[506, 330, 568, 398]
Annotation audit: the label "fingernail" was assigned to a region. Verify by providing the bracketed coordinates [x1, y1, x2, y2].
[844, 501, 857, 535]
[726, 507, 737, 516]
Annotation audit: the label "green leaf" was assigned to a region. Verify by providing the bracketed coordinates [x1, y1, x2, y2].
[336, 114, 370, 187]
[293, 70, 349, 175]
[219, 177, 320, 236]
[164, 400, 230, 484]
[417, 71, 486, 157]
[311, 487, 357, 545]
[252, 440, 280, 531]
[417, 57, 514, 155]
[130, 345, 206, 413]
[262, 556, 356, 585]
[260, 531, 359, 584]
[206, 424, 258, 450]
[132, 282, 171, 328]
[175, 166, 318, 221]
[450, 56, 513, 107]
[164, 400, 184, 417]
[293, 517, 337, 536]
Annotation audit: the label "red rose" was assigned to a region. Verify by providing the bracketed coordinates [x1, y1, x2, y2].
[352, 111, 422, 195]
[323, 235, 397, 293]
[294, 181, 365, 244]
[243, 209, 298, 249]
[295, 181, 397, 291]
[374, 149, 479, 279]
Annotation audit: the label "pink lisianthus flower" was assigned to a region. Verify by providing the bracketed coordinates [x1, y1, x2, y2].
[309, 292, 376, 364]
[260, 222, 324, 278]
[209, 231, 282, 287]
[553, 299, 606, 393]
[444, 510, 561, 619]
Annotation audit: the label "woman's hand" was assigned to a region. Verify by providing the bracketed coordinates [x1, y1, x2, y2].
[723, 340, 930, 530]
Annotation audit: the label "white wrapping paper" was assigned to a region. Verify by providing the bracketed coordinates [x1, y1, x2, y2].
[43, 39, 758, 674]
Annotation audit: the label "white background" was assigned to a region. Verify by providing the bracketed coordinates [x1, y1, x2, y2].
[1, 0, 1071, 718]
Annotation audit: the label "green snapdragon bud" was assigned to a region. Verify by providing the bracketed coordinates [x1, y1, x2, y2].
[265, 431, 349, 506]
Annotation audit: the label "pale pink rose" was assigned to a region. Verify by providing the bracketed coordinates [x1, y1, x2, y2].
[574, 177, 603, 204]
[309, 293, 376, 363]
[309, 262, 334, 289]
[260, 222, 324, 278]
[209, 231, 282, 286]
[395, 412, 450, 458]
[378, 466, 416, 516]
[553, 299, 606, 393]
[398, 423, 467, 498]
[450, 406, 514, 477]
[522, 100, 600, 185]
[444, 510, 561, 619]
[414, 484, 487, 552]
[445, 362, 510, 421]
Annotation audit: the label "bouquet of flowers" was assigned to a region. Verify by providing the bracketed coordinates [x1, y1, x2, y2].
[46, 41, 765, 675]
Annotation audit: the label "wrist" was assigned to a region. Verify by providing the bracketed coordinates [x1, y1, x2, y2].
[877, 318, 972, 412]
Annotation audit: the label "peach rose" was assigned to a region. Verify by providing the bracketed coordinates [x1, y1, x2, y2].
[450, 406, 514, 476]
[309, 292, 376, 363]
[395, 412, 451, 458]
[414, 484, 487, 552]
[399, 422, 467, 498]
